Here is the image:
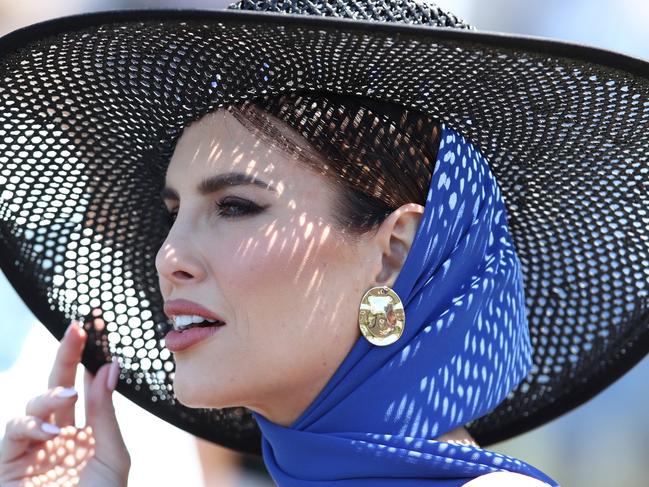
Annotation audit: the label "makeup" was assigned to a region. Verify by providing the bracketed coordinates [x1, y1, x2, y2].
[163, 324, 224, 352]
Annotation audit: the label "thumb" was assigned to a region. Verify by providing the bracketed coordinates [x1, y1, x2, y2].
[84, 362, 130, 465]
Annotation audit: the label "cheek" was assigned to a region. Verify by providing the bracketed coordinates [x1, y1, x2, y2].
[173, 219, 365, 410]
[215, 220, 341, 289]
[213, 221, 362, 345]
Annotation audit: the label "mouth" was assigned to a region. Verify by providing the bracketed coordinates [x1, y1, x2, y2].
[172, 315, 227, 332]
[163, 316, 226, 353]
[164, 299, 227, 331]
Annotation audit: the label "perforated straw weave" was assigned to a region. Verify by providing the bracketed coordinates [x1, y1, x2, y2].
[0, 0, 648, 455]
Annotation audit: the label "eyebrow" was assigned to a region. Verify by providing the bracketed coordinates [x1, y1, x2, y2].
[161, 172, 277, 200]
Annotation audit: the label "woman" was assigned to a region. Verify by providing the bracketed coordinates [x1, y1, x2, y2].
[0, 92, 555, 486]
[0, 0, 648, 486]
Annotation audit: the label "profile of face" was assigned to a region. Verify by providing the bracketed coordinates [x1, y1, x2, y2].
[155, 107, 423, 426]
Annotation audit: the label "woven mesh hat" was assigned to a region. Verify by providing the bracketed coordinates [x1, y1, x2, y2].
[1, 0, 648, 455]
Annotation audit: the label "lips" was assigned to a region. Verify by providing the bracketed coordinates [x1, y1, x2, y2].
[164, 325, 223, 352]
[163, 298, 226, 325]
[162, 299, 227, 352]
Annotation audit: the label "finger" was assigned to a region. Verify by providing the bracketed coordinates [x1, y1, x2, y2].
[47, 320, 86, 426]
[0, 416, 61, 463]
[84, 368, 93, 395]
[48, 320, 86, 390]
[24, 387, 79, 423]
[85, 362, 130, 470]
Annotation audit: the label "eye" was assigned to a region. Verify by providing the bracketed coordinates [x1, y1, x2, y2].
[163, 197, 264, 225]
[215, 196, 264, 218]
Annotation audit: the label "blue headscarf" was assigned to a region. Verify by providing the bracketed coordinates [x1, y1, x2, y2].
[251, 123, 559, 486]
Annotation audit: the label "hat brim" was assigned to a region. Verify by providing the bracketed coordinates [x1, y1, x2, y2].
[0, 8, 648, 454]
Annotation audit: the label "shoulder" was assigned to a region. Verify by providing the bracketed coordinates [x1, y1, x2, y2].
[462, 471, 552, 486]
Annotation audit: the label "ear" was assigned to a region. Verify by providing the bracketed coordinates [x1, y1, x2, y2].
[370, 203, 424, 287]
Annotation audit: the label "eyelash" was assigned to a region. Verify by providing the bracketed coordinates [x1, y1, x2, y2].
[166, 197, 263, 224]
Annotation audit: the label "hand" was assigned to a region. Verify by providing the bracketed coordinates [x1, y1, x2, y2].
[0, 321, 131, 487]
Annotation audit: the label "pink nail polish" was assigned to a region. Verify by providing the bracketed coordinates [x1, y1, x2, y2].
[106, 361, 120, 391]
[55, 387, 78, 398]
[41, 422, 61, 434]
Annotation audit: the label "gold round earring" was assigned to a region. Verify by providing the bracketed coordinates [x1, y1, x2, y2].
[358, 286, 405, 346]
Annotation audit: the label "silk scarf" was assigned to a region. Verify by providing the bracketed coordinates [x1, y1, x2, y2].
[252, 123, 560, 487]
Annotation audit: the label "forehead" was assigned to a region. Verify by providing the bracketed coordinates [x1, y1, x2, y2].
[166, 109, 278, 181]
[163, 108, 335, 201]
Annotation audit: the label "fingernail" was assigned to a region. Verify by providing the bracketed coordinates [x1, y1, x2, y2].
[41, 422, 61, 434]
[106, 361, 120, 392]
[54, 387, 78, 398]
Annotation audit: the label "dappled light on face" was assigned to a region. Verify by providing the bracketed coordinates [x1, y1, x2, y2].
[266, 227, 279, 252]
[208, 140, 223, 163]
[264, 222, 277, 237]
[306, 267, 324, 296]
[167, 134, 341, 287]
[157, 104, 364, 421]
[320, 226, 331, 244]
[304, 222, 314, 239]
[293, 235, 318, 284]
[235, 236, 259, 259]
[157, 179, 356, 414]
[160, 246, 177, 260]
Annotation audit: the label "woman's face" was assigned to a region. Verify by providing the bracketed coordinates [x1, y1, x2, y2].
[155, 108, 384, 425]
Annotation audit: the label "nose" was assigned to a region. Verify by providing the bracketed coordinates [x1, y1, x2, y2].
[155, 227, 207, 286]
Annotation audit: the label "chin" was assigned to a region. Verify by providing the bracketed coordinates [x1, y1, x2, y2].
[172, 387, 204, 408]
[171, 367, 237, 409]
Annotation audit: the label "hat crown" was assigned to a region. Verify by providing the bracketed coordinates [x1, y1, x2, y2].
[227, 0, 475, 29]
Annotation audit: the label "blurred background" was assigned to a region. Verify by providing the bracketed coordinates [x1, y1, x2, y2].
[0, 1, 647, 486]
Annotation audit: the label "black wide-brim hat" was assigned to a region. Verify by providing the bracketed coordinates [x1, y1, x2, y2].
[0, 0, 648, 455]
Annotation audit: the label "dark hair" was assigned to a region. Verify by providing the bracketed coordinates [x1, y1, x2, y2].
[226, 92, 441, 241]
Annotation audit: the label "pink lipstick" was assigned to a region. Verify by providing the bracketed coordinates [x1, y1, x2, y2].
[164, 325, 224, 352]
